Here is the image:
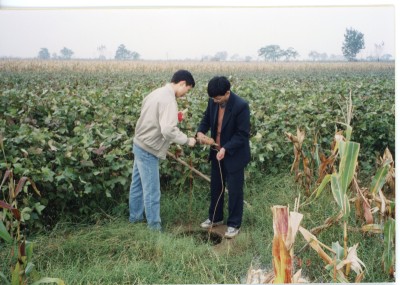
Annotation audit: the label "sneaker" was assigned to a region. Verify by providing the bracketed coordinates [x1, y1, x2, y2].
[200, 219, 223, 229]
[225, 226, 240, 238]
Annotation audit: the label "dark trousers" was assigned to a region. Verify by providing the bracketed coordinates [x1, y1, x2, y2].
[209, 158, 244, 228]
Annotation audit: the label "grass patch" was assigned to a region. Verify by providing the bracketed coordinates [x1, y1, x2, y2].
[0, 173, 394, 284]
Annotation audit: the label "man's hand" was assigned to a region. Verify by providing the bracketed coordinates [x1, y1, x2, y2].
[196, 132, 216, 146]
[196, 132, 205, 138]
[187, 137, 196, 147]
[216, 147, 226, 160]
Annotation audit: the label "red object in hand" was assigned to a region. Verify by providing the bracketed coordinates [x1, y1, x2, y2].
[178, 111, 184, 122]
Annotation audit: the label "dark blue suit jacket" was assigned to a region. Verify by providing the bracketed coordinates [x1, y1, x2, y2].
[197, 92, 251, 173]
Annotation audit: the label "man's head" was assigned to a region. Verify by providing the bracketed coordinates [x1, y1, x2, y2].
[171, 70, 195, 97]
[207, 76, 231, 105]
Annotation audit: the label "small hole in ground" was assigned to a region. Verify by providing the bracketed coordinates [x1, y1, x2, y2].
[178, 230, 223, 245]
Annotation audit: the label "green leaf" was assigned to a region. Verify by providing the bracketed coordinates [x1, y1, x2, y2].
[25, 262, 35, 275]
[370, 161, 390, 195]
[332, 241, 344, 260]
[331, 173, 350, 220]
[41, 167, 55, 182]
[0, 219, 12, 243]
[11, 261, 20, 285]
[26, 241, 34, 263]
[382, 218, 395, 274]
[331, 173, 343, 207]
[21, 207, 32, 222]
[338, 141, 360, 192]
[34, 203, 46, 215]
[0, 272, 10, 285]
[336, 122, 353, 141]
[315, 174, 331, 198]
[313, 143, 321, 169]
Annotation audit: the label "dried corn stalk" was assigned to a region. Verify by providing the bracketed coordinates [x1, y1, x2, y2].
[316, 131, 343, 183]
[246, 206, 307, 284]
[299, 226, 366, 282]
[285, 128, 305, 177]
[271, 206, 304, 284]
[380, 147, 395, 193]
[285, 128, 312, 194]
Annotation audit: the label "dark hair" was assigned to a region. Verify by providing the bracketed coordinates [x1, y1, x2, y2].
[171, 70, 195, 87]
[207, 76, 231, 97]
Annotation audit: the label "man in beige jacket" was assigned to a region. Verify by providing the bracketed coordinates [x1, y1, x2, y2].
[129, 70, 196, 230]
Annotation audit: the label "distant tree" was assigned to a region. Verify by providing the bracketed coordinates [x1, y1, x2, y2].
[342, 27, 365, 61]
[212, 51, 228, 61]
[115, 44, 129, 60]
[230, 53, 240, 61]
[308, 51, 328, 61]
[244, 56, 252, 62]
[115, 44, 140, 60]
[308, 50, 319, 61]
[282, 47, 299, 61]
[60, 47, 74, 59]
[130, 51, 140, 60]
[258, 45, 283, 61]
[97, 45, 107, 60]
[200, 55, 211, 61]
[381, 54, 392, 61]
[52, 53, 58, 60]
[38, 48, 50, 59]
[374, 41, 385, 61]
[329, 54, 345, 61]
[320, 52, 328, 61]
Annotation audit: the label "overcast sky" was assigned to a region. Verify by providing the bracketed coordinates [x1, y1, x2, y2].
[0, 0, 396, 60]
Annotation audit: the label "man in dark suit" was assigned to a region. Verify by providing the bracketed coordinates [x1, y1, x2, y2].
[197, 76, 251, 238]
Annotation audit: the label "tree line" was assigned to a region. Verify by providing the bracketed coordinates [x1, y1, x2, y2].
[38, 44, 140, 60]
[258, 28, 392, 62]
[36, 28, 393, 62]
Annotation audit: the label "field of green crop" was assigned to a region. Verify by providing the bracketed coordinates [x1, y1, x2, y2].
[0, 60, 395, 284]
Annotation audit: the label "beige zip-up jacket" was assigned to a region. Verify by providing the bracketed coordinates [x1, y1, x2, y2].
[133, 84, 189, 159]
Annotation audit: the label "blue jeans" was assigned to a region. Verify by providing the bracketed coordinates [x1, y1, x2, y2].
[129, 144, 161, 230]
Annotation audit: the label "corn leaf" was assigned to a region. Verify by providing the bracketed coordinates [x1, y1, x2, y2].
[0, 219, 12, 243]
[382, 218, 395, 275]
[344, 125, 352, 141]
[313, 141, 321, 170]
[0, 169, 12, 189]
[336, 243, 365, 275]
[31, 277, 66, 285]
[11, 261, 20, 285]
[363, 200, 374, 224]
[336, 122, 352, 141]
[331, 173, 350, 220]
[370, 161, 390, 195]
[338, 141, 360, 192]
[361, 224, 383, 234]
[326, 266, 348, 283]
[287, 211, 303, 249]
[315, 174, 331, 198]
[0, 200, 13, 210]
[331, 241, 344, 260]
[299, 226, 332, 264]
[15, 177, 41, 198]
